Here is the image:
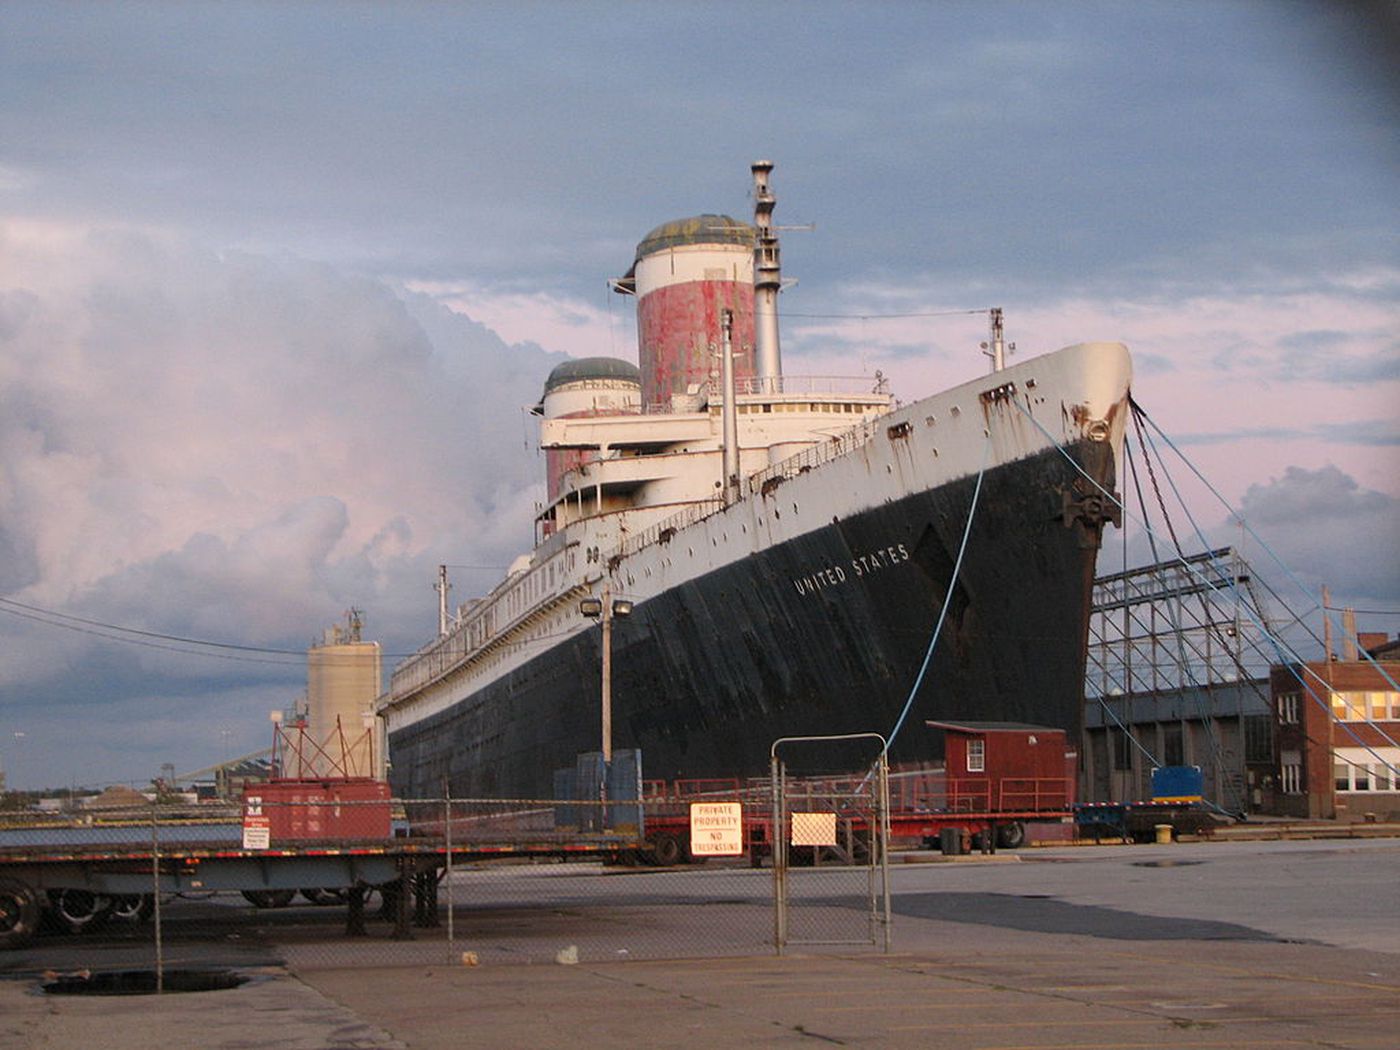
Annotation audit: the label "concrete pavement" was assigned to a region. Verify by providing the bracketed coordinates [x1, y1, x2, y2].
[3, 838, 1399, 1048]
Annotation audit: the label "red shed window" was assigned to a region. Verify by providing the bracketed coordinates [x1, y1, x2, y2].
[967, 738, 985, 773]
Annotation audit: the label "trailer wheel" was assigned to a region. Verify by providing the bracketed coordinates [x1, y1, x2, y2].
[0, 877, 41, 950]
[300, 888, 349, 906]
[46, 889, 115, 934]
[995, 822, 1026, 850]
[649, 832, 683, 867]
[241, 889, 296, 909]
[111, 894, 155, 923]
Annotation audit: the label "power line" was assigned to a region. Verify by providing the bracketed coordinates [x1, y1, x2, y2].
[0, 601, 307, 667]
[0, 596, 307, 655]
[782, 308, 990, 320]
[0, 596, 424, 663]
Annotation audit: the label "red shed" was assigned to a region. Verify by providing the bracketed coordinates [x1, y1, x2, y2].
[926, 721, 1078, 812]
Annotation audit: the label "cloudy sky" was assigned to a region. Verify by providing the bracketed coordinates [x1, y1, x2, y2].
[1, 2, 1396, 790]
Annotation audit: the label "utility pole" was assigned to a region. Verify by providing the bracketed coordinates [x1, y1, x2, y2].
[580, 590, 633, 766]
[600, 585, 614, 765]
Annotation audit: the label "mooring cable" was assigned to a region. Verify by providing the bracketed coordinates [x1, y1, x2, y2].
[1133, 402, 1400, 696]
[882, 429, 993, 758]
[1012, 398, 1400, 778]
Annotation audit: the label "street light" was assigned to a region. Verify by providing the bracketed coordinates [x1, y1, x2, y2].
[580, 588, 632, 764]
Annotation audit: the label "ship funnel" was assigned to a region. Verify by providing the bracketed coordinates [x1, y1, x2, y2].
[751, 160, 782, 385]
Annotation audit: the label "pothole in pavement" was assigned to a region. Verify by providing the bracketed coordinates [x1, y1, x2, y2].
[42, 968, 248, 996]
[1131, 859, 1205, 868]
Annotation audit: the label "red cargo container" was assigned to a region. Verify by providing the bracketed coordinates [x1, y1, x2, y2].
[244, 778, 392, 841]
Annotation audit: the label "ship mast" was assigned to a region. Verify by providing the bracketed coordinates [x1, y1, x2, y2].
[982, 307, 1016, 373]
[721, 310, 740, 503]
[436, 565, 451, 637]
[751, 160, 782, 386]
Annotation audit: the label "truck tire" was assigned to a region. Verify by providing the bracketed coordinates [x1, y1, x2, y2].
[0, 877, 41, 950]
[46, 889, 115, 934]
[241, 889, 296, 909]
[649, 832, 682, 867]
[996, 822, 1026, 850]
[300, 888, 349, 905]
[111, 894, 155, 923]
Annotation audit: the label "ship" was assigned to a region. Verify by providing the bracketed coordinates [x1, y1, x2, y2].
[377, 162, 1132, 800]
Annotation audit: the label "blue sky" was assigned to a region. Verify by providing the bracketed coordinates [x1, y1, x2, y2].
[1, 2, 1396, 790]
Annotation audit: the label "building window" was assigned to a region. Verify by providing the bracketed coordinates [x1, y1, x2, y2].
[1335, 764, 1351, 792]
[1112, 730, 1134, 771]
[1278, 692, 1299, 724]
[1244, 715, 1273, 763]
[1329, 690, 1400, 722]
[1353, 765, 1371, 791]
[1162, 723, 1184, 767]
[1281, 761, 1301, 794]
[966, 739, 985, 773]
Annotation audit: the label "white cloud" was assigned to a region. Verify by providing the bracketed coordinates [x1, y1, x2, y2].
[403, 278, 635, 364]
[1230, 466, 1400, 627]
[0, 220, 566, 785]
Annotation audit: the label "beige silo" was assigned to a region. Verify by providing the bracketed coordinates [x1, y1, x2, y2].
[306, 611, 383, 778]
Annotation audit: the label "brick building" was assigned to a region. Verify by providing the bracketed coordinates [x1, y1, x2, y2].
[1270, 633, 1400, 820]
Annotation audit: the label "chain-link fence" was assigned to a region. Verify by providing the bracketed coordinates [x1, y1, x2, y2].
[771, 734, 891, 955]
[1, 778, 904, 978]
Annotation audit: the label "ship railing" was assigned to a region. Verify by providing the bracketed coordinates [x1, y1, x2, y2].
[388, 559, 581, 698]
[746, 416, 882, 498]
[733, 374, 892, 398]
[604, 421, 883, 565]
[641, 374, 892, 414]
[611, 498, 727, 560]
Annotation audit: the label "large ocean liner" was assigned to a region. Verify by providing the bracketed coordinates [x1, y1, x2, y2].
[378, 162, 1132, 800]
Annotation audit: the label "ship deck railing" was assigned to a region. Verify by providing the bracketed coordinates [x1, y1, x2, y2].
[745, 416, 883, 499]
[611, 497, 727, 560]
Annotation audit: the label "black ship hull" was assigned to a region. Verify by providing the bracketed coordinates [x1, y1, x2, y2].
[388, 440, 1115, 800]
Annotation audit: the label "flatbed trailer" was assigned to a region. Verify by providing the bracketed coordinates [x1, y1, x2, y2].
[1073, 800, 1222, 843]
[0, 822, 637, 951]
[635, 768, 1075, 865]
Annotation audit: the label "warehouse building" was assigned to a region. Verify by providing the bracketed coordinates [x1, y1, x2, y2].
[1271, 633, 1400, 820]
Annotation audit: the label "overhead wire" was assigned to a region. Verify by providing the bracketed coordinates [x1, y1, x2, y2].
[882, 428, 992, 757]
[1013, 397, 1400, 782]
[783, 307, 992, 320]
[1134, 403, 1400, 694]
[0, 595, 416, 663]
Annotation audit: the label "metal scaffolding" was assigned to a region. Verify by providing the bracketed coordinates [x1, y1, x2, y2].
[1084, 547, 1279, 813]
[1087, 547, 1274, 700]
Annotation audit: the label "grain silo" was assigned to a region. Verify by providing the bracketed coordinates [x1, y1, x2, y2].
[306, 610, 383, 778]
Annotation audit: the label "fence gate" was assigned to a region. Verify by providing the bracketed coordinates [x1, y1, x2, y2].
[771, 733, 891, 955]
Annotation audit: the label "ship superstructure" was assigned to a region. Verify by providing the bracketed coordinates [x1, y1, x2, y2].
[378, 163, 1132, 800]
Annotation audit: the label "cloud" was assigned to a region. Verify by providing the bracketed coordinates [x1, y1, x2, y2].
[0, 220, 566, 786]
[1231, 466, 1399, 613]
[1239, 465, 1392, 526]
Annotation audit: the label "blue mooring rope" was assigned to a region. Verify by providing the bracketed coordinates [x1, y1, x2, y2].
[883, 430, 993, 757]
